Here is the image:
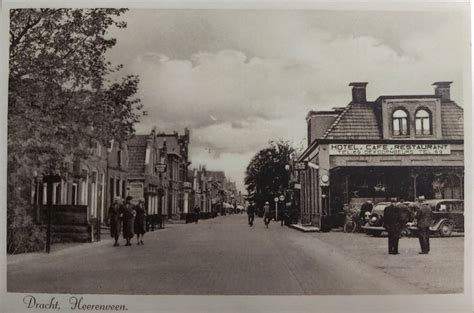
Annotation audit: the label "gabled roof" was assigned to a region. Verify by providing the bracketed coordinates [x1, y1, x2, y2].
[321, 100, 463, 141]
[322, 102, 382, 140]
[126, 135, 150, 175]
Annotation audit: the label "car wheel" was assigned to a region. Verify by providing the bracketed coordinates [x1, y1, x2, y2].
[439, 222, 453, 237]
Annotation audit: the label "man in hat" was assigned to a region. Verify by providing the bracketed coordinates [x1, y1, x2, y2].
[263, 201, 271, 228]
[108, 197, 124, 246]
[415, 196, 432, 254]
[384, 197, 402, 255]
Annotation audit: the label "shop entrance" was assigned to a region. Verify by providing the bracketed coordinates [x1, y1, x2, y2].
[330, 166, 463, 216]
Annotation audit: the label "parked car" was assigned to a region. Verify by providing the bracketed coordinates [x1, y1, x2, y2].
[407, 199, 464, 237]
[361, 201, 415, 236]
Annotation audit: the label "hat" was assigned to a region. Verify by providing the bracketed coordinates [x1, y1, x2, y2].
[390, 197, 397, 202]
[418, 195, 426, 201]
[265, 201, 269, 205]
[139, 198, 145, 203]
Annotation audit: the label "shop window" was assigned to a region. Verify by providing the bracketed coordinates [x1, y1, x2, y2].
[392, 109, 408, 136]
[415, 109, 432, 135]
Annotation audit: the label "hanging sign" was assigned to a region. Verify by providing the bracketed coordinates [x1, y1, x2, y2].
[329, 144, 451, 156]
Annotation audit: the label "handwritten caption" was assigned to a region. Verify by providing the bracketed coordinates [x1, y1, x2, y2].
[23, 295, 128, 311]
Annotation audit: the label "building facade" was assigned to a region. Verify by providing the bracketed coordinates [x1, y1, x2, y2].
[298, 81, 464, 227]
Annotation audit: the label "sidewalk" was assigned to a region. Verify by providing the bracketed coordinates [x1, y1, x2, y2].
[7, 225, 176, 266]
[313, 230, 464, 293]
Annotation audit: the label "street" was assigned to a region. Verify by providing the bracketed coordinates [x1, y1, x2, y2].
[7, 215, 462, 295]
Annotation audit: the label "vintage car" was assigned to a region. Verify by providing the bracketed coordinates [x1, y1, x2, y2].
[407, 199, 464, 237]
[361, 201, 415, 236]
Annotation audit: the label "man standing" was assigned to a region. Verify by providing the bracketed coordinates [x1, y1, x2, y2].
[384, 198, 402, 255]
[263, 201, 271, 228]
[416, 196, 432, 254]
[194, 206, 200, 224]
[247, 202, 256, 226]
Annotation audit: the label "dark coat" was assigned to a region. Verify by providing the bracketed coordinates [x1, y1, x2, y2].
[398, 202, 411, 224]
[384, 204, 402, 234]
[134, 204, 147, 235]
[122, 203, 136, 239]
[416, 203, 433, 228]
[108, 203, 123, 238]
[247, 205, 255, 216]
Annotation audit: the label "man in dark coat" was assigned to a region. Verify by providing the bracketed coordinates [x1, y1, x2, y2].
[194, 206, 200, 224]
[384, 198, 402, 255]
[416, 196, 432, 254]
[247, 202, 256, 226]
[108, 197, 123, 247]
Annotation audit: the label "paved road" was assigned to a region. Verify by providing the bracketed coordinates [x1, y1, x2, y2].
[8, 215, 423, 295]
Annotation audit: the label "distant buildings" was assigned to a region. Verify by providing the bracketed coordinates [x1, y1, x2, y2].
[32, 126, 240, 243]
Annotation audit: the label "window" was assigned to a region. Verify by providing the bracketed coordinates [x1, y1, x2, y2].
[415, 109, 432, 135]
[117, 150, 122, 167]
[392, 109, 408, 136]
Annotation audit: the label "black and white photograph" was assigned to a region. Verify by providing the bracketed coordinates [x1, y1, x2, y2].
[1, 1, 472, 312]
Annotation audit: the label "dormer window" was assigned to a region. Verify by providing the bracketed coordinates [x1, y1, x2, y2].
[415, 109, 432, 135]
[392, 109, 408, 136]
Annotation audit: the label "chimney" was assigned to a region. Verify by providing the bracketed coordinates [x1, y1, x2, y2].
[432, 81, 452, 102]
[349, 82, 368, 103]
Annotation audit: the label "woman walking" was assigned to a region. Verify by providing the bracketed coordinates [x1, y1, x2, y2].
[122, 196, 136, 246]
[263, 201, 271, 228]
[108, 197, 123, 247]
[135, 199, 147, 245]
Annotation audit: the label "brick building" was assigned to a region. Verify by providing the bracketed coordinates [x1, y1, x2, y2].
[297, 81, 464, 227]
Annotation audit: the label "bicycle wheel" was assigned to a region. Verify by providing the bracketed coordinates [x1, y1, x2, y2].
[344, 221, 356, 233]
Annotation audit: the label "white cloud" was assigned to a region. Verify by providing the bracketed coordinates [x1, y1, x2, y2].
[109, 10, 468, 190]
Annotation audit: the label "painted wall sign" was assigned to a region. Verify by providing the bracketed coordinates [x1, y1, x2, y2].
[329, 144, 451, 156]
[127, 183, 144, 202]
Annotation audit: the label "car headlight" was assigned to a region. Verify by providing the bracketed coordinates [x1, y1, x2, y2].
[371, 216, 378, 222]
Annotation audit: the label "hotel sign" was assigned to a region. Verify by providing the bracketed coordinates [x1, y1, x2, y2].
[329, 144, 451, 156]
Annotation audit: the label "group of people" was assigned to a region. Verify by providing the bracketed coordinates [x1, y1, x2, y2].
[108, 196, 147, 246]
[246, 201, 288, 228]
[384, 196, 432, 255]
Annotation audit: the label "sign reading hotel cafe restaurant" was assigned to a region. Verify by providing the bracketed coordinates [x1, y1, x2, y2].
[296, 81, 464, 227]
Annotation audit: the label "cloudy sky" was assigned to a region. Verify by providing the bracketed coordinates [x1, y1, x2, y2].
[104, 6, 470, 191]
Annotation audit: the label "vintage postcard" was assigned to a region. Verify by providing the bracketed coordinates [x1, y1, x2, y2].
[1, 1, 472, 312]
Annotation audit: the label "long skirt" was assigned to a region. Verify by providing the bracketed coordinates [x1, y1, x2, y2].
[110, 218, 122, 238]
[123, 217, 135, 239]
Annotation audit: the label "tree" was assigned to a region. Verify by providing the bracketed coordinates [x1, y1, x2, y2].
[8, 9, 143, 253]
[244, 140, 295, 209]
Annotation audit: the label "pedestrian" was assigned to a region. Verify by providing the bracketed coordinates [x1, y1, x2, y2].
[194, 206, 200, 224]
[122, 196, 136, 246]
[280, 204, 289, 227]
[263, 201, 271, 228]
[108, 197, 123, 247]
[397, 199, 411, 235]
[383, 198, 402, 255]
[247, 202, 256, 226]
[415, 195, 432, 254]
[134, 199, 147, 245]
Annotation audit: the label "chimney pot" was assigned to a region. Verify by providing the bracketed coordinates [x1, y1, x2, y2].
[432, 81, 452, 102]
[349, 82, 368, 103]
